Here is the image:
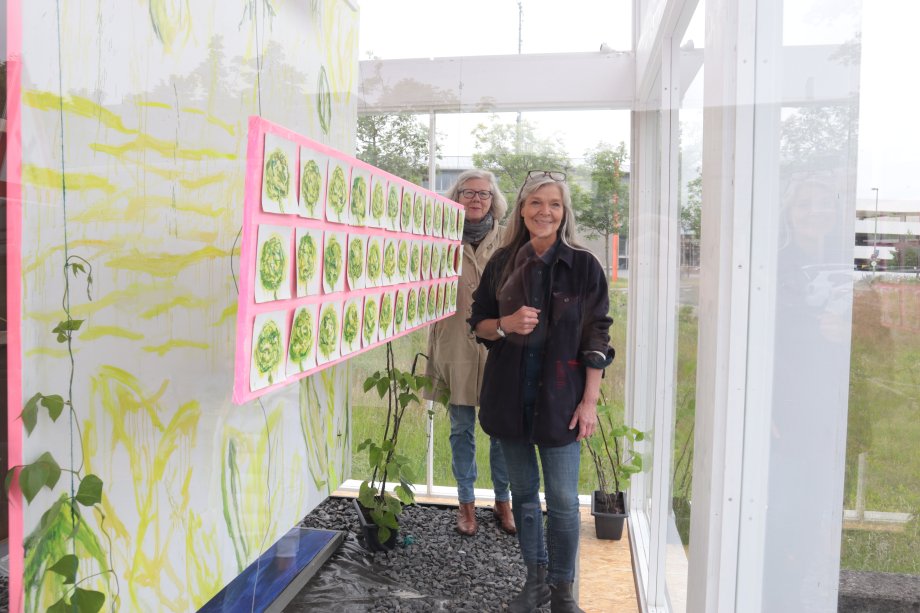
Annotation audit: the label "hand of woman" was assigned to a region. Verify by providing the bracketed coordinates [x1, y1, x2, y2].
[501, 305, 541, 335]
[568, 395, 598, 441]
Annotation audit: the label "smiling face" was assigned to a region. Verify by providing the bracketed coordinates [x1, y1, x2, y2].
[521, 183, 564, 245]
[459, 178, 493, 223]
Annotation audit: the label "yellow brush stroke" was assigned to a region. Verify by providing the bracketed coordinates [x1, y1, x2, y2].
[180, 172, 227, 190]
[90, 134, 236, 161]
[214, 304, 238, 327]
[185, 230, 219, 244]
[140, 296, 210, 319]
[80, 326, 145, 341]
[26, 281, 174, 323]
[24, 347, 69, 359]
[23, 164, 117, 194]
[143, 340, 210, 355]
[137, 101, 172, 110]
[106, 246, 228, 277]
[23, 90, 138, 135]
[181, 107, 236, 136]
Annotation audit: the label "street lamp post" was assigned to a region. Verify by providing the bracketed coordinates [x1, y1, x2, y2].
[870, 187, 880, 272]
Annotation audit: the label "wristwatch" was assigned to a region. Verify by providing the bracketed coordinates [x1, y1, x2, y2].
[496, 318, 506, 338]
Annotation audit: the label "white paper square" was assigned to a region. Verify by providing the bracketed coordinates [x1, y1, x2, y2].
[255, 225, 293, 304]
[409, 240, 421, 282]
[421, 242, 432, 281]
[378, 291, 395, 340]
[400, 188, 414, 233]
[437, 282, 447, 317]
[261, 134, 297, 215]
[382, 238, 398, 286]
[432, 199, 444, 238]
[295, 228, 322, 297]
[387, 184, 402, 231]
[445, 243, 456, 276]
[362, 294, 380, 348]
[412, 193, 425, 235]
[366, 236, 384, 288]
[417, 284, 429, 324]
[298, 148, 327, 220]
[368, 176, 387, 228]
[427, 284, 438, 320]
[350, 167, 371, 227]
[431, 242, 443, 279]
[396, 239, 410, 284]
[457, 213, 466, 241]
[446, 205, 458, 239]
[286, 304, 319, 376]
[322, 231, 346, 294]
[340, 296, 364, 355]
[448, 280, 458, 312]
[316, 301, 342, 364]
[406, 287, 419, 328]
[250, 311, 288, 391]
[394, 289, 407, 334]
[424, 196, 434, 236]
[346, 233, 368, 291]
[325, 161, 351, 224]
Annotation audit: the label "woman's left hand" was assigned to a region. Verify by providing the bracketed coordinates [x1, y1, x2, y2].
[568, 396, 598, 441]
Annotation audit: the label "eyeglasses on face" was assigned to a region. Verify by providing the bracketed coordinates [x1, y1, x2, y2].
[458, 189, 493, 201]
[526, 170, 567, 182]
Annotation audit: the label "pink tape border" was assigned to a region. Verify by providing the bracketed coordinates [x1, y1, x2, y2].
[233, 117, 462, 404]
[7, 0, 24, 609]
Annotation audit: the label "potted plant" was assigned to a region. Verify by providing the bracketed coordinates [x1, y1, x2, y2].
[354, 343, 431, 551]
[586, 400, 644, 540]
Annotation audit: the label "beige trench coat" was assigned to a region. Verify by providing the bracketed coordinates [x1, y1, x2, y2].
[425, 223, 507, 406]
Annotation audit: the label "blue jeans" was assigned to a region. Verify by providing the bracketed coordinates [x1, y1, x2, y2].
[500, 438, 582, 585]
[448, 404, 511, 503]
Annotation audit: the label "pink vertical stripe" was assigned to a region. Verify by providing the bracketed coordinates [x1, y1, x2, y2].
[6, 0, 24, 610]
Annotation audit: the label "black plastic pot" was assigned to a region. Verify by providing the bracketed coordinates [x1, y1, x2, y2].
[590, 490, 627, 540]
[353, 497, 398, 551]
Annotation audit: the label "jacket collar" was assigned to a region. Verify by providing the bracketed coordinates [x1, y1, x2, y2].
[552, 239, 575, 268]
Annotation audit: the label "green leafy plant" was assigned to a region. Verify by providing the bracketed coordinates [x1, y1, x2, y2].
[357, 346, 433, 545]
[264, 149, 291, 210]
[586, 400, 644, 514]
[301, 160, 322, 214]
[259, 235, 286, 299]
[7, 257, 116, 612]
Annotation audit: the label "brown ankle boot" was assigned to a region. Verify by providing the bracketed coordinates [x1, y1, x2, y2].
[456, 501, 477, 536]
[493, 500, 517, 535]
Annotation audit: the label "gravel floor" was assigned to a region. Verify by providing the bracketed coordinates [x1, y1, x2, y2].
[289, 496, 547, 612]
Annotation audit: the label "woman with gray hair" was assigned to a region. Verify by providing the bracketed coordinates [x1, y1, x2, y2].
[425, 169, 516, 536]
[470, 171, 614, 612]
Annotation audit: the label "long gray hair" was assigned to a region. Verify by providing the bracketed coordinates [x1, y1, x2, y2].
[445, 169, 508, 220]
[495, 175, 589, 290]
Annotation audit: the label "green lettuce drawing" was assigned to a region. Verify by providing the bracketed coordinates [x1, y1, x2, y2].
[387, 186, 400, 225]
[410, 244, 420, 278]
[401, 192, 413, 229]
[395, 292, 406, 328]
[324, 235, 343, 289]
[450, 283, 457, 308]
[363, 299, 378, 346]
[417, 287, 427, 321]
[424, 198, 434, 234]
[371, 182, 385, 222]
[428, 286, 437, 318]
[397, 241, 409, 277]
[301, 159, 322, 214]
[264, 149, 291, 211]
[328, 166, 347, 220]
[350, 175, 367, 224]
[255, 320, 283, 384]
[448, 207, 458, 237]
[434, 200, 444, 234]
[318, 305, 338, 358]
[432, 244, 442, 278]
[379, 293, 393, 334]
[383, 241, 397, 280]
[289, 309, 314, 370]
[297, 233, 317, 286]
[407, 289, 417, 323]
[413, 193, 424, 230]
[347, 237, 364, 286]
[367, 241, 381, 283]
[259, 235, 286, 300]
[342, 302, 359, 349]
[421, 243, 431, 278]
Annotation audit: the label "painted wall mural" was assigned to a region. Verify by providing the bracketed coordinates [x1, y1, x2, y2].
[7, 1, 358, 611]
[234, 118, 462, 403]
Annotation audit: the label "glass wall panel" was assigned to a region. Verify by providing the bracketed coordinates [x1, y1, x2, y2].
[667, 4, 705, 610]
